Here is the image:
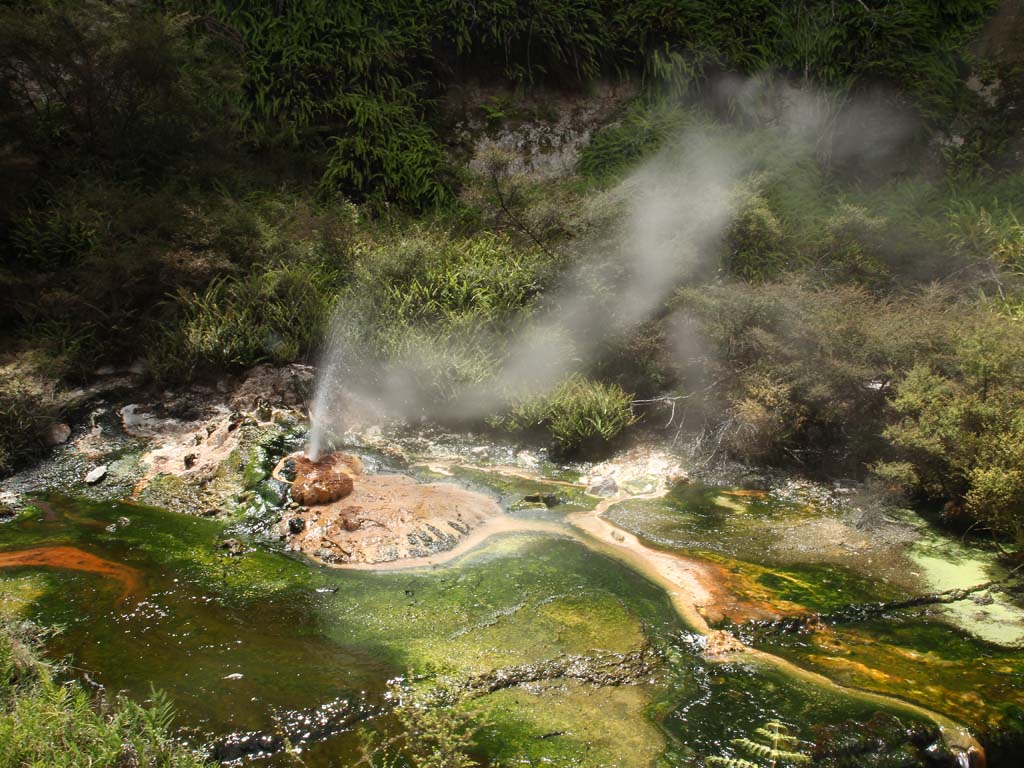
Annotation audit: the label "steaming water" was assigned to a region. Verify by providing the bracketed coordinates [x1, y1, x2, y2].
[307, 318, 355, 460]
[5, 449, 1023, 766]
[2, 492, 975, 767]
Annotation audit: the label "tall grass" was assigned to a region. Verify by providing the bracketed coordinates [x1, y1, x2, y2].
[0, 371, 60, 477]
[497, 376, 636, 457]
[150, 262, 339, 380]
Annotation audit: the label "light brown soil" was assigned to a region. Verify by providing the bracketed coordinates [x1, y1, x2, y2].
[281, 469, 503, 565]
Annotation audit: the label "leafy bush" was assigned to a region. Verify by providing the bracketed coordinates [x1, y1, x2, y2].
[0, 621, 212, 768]
[9, 208, 97, 272]
[814, 204, 891, 288]
[151, 262, 339, 379]
[577, 100, 690, 180]
[498, 376, 636, 457]
[947, 199, 1024, 270]
[0, 0, 237, 181]
[203, 0, 450, 210]
[876, 318, 1024, 542]
[672, 281, 962, 468]
[723, 190, 788, 282]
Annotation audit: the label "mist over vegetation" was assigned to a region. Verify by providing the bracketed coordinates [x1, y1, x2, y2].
[1, 2, 1023, 761]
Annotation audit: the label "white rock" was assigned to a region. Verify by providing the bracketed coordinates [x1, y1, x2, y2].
[223, 673, 244, 680]
[516, 450, 539, 468]
[84, 465, 107, 484]
[586, 475, 618, 497]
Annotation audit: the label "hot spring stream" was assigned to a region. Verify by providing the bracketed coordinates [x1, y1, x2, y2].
[2, 440, 1023, 767]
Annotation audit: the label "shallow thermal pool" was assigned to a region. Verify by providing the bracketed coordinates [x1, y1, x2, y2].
[1, 466, 1021, 766]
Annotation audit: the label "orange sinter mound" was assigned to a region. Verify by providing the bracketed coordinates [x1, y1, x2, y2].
[291, 452, 361, 506]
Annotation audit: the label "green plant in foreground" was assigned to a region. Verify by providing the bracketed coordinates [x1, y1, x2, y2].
[706, 720, 810, 768]
[356, 679, 478, 768]
[0, 620, 212, 768]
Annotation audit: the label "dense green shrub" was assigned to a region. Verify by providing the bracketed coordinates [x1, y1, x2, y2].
[672, 281, 962, 467]
[497, 376, 636, 457]
[947, 199, 1024, 270]
[0, 621, 212, 768]
[876, 319, 1024, 542]
[0, 0, 237, 183]
[577, 101, 690, 180]
[723, 190, 789, 282]
[197, 0, 450, 209]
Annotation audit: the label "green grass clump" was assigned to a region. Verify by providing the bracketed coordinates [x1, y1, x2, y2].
[498, 376, 636, 457]
[150, 262, 339, 380]
[0, 371, 60, 477]
[577, 100, 690, 180]
[333, 229, 556, 406]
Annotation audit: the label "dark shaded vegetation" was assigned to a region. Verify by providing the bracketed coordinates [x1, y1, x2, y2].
[0, 0, 1021, 545]
[0, 620, 213, 767]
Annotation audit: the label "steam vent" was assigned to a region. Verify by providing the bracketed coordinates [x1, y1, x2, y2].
[290, 453, 361, 506]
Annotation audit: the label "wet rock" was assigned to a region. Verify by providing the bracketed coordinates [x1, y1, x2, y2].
[586, 475, 618, 497]
[524, 492, 560, 507]
[230, 363, 314, 410]
[253, 399, 273, 422]
[452, 646, 658, 701]
[703, 630, 746, 659]
[210, 697, 363, 763]
[516, 450, 540, 468]
[106, 516, 132, 533]
[291, 453, 359, 506]
[44, 422, 72, 447]
[280, 458, 297, 482]
[218, 538, 245, 556]
[120, 403, 185, 439]
[84, 465, 107, 484]
[288, 516, 306, 534]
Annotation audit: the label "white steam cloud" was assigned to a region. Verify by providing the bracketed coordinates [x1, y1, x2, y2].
[307, 76, 922, 456]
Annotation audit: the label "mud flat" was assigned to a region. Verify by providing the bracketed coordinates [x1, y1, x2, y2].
[274, 453, 508, 565]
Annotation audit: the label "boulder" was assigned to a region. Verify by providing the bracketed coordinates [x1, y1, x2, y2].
[290, 453, 359, 506]
[586, 475, 618, 497]
[44, 423, 72, 447]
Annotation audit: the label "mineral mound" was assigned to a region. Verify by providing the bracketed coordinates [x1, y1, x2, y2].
[291, 453, 361, 506]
